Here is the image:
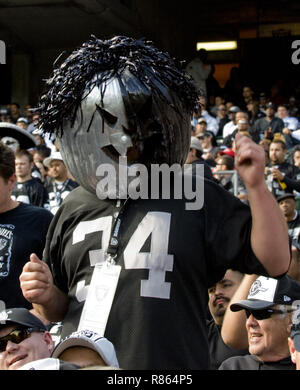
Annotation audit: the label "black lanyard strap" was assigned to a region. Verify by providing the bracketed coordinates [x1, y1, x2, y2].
[106, 197, 131, 260]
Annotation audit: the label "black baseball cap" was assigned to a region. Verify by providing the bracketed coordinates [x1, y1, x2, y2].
[230, 275, 300, 312]
[0, 308, 47, 331]
[266, 102, 276, 110]
[276, 193, 296, 203]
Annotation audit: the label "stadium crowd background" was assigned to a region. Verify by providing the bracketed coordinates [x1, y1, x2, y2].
[1, 63, 300, 370]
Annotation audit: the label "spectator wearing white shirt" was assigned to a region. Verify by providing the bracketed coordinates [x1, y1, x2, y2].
[279, 105, 300, 149]
[185, 49, 211, 97]
[222, 106, 241, 138]
[278, 105, 299, 131]
[222, 107, 242, 138]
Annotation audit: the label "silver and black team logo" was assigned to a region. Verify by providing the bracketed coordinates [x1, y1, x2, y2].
[249, 280, 268, 297]
[0, 224, 15, 278]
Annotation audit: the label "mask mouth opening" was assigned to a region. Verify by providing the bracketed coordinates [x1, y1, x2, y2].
[101, 144, 121, 163]
[101, 144, 140, 165]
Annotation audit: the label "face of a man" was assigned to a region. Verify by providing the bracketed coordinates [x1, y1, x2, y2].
[208, 270, 242, 325]
[217, 105, 226, 118]
[260, 97, 267, 106]
[243, 87, 253, 98]
[288, 337, 300, 369]
[279, 198, 296, 220]
[0, 175, 15, 208]
[246, 307, 291, 362]
[234, 112, 248, 124]
[15, 156, 33, 179]
[10, 104, 19, 115]
[277, 107, 288, 119]
[0, 325, 52, 370]
[199, 135, 211, 149]
[269, 143, 286, 164]
[294, 151, 300, 167]
[48, 160, 68, 181]
[237, 120, 249, 132]
[215, 158, 228, 172]
[266, 107, 275, 118]
[195, 123, 207, 137]
[17, 122, 28, 130]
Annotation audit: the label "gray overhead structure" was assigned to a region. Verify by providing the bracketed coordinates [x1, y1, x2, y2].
[0, 0, 299, 107]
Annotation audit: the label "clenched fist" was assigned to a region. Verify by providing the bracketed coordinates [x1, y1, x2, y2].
[234, 133, 266, 190]
[20, 253, 54, 306]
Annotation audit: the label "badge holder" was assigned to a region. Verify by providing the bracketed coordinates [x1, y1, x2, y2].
[78, 198, 130, 336]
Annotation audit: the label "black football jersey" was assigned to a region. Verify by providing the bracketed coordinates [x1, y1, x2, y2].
[266, 162, 300, 198]
[43, 180, 268, 370]
[11, 178, 49, 209]
[44, 178, 79, 215]
[288, 212, 300, 245]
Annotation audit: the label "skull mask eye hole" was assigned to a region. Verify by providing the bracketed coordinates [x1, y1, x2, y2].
[96, 104, 118, 126]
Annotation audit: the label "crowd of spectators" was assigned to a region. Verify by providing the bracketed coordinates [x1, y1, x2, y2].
[1, 73, 300, 370]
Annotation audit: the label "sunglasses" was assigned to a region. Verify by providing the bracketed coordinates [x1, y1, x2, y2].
[245, 308, 293, 320]
[0, 327, 43, 352]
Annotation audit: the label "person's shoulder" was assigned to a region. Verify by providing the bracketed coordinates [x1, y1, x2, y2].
[275, 117, 285, 124]
[56, 186, 108, 218]
[62, 185, 94, 203]
[27, 177, 44, 187]
[18, 202, 53, 220]
[219, 354, 253, 370]
[206, 318, 218, 334]
[223, 120, 232, 128]
[67, 179, 79, 188]
[254, 116, 266, 124]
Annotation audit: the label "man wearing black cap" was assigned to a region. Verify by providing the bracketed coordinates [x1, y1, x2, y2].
[198, 131, 219, 162]
[222, 106, 241, 138]
[253, 102, 284, 141]
[277, 193, 300, 245]
[185, 136, 216, 181]
[219, 275, 300, 370]
[0, 308, 53, 369]
[288, 307, 300, 369]
[265, 139, 300, 198]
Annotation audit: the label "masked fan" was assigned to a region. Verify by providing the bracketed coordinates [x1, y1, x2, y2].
[20, 35, 290, 370]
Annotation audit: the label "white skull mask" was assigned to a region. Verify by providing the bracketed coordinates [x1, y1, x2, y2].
[57, 75, 133, 196]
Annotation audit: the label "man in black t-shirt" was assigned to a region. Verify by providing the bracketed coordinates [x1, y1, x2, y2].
[277, 193, 300, 283]
[43, 152, 78, 215]
[265, 139, 300, 198]
[19, 36, 290, 370]
[277, 193, 300, 244]
[207, 270, 248, 369]
[253, 102, 284, 141]
[0, 143, 53, 310]
[11, 149, 49, 209]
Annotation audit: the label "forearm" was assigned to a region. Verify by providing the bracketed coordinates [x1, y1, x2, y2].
[33, 285, 69, 322]
[221, 274, 257, 349]
[247, 182, 290, 277]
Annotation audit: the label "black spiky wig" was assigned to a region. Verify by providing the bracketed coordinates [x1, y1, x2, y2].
[37, 35, 199, 166]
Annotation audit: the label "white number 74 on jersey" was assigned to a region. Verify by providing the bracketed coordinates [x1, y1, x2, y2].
[74, 212, 174, 301]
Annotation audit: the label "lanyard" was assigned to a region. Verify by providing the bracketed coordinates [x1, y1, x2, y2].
[105, 197, 131, 264]
[52, 179, 69, 205]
